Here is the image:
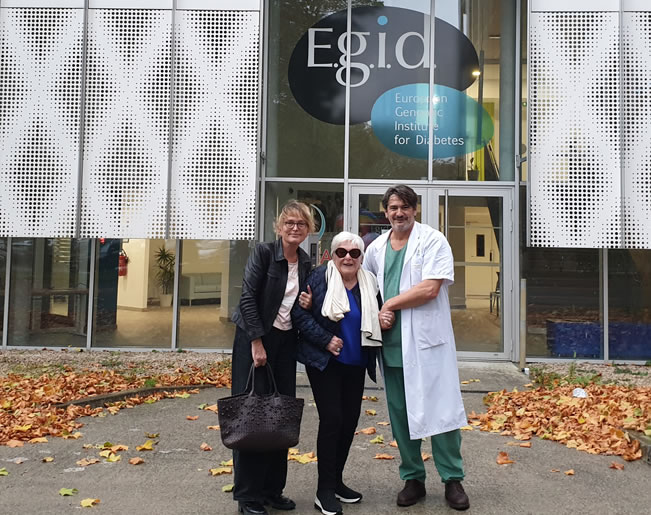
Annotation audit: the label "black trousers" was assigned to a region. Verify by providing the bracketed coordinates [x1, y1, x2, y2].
[231, 326, 298, 503]
[306, 359, 366, 492]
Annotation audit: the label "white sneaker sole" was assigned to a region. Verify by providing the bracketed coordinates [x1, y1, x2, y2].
[335, 493, 362, 504]
[314, 496, 342, 515]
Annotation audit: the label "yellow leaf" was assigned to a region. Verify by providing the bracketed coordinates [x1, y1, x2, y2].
[98, 450, 112, 458]
[145, 432, 160, 438]
[15, 424, 32, 432]
[1, 400, 11, 409]
[129, 457, 145, 465]
[461, 381, 470, 385]
[29, 437, 48, 444]
[106, 454, 121, 463]
[59, 488, 78, 496]
[644, 429, 651, 437]
[460, 425, 473, 431]
[207, 425, 220, 431]
[220, 459, 234, 466]
[222, 484, 234, 493]
[374, 453, 394, 460]
[176, 393, 191, 399]
[365, 409, 377, 416]
[377, 421, 390, 426]
[76, 458, 100, 467]
[42, 457, 54, 463]
[288, 449, 299, 455]
[136, 440, 156, 451]
[80, 498, 100, 508]
[63, 432, 83, 440]
[370, 435, 384, 444]
[0, 468, 8, 476]
[210, 467, 233, 476]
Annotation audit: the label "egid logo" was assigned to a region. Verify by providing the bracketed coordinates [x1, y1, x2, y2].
[288, 6, 479, 125]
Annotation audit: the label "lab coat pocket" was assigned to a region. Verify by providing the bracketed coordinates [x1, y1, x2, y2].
[414, 307, 446, 350]
[410, 254, 423, 284]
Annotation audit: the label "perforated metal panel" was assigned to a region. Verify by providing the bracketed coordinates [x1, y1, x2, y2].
[0, 7, 83, 237]
[80, 8, 172, 238]
[170, 10, 258, 240]
[622, 11, 651, 248]
[529, 11, 622, 248]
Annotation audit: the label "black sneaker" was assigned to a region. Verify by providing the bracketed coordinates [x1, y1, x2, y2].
[335, 483, 362, 504]
[314, 490, 343, 515]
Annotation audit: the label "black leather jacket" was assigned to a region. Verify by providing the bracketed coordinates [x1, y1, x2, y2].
[232, 239, 312, 341]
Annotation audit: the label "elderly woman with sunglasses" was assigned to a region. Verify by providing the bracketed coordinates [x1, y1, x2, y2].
[292, 232, 394, 515]
[230, 201, 315, 515]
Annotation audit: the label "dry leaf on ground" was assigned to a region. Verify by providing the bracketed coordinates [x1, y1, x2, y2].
[374, 453, 394, 460]
[496, 451, 514, 465]
[80, 498, 100, 508]
[358, 427, 376, 435]
[186, 415, 199, 421]
[200, 442, 212, 451]
[210, 467, 232, 476]
[129, 457, 145, 465]
[564, 469, 575, 476]
[609, 462, 624, 470]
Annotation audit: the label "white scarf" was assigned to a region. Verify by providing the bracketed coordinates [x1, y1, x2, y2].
[321, 260, 383, 347]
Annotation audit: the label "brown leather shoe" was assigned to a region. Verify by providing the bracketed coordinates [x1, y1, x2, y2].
[396, 479, 426, 507]
[445, 481, 469, 510]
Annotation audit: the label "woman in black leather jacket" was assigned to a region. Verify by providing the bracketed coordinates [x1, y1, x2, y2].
[230, 201, 314, 515]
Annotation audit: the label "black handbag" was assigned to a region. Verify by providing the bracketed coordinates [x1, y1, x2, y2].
[217, 363, 304, 452]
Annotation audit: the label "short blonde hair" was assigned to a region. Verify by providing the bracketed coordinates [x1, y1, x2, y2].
[274, 200, 316, 235]
[331, 231, 365, 260]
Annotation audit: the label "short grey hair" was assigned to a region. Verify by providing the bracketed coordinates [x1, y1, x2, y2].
[331, 231, 365, 259]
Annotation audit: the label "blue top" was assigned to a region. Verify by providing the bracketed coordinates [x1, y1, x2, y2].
[336, 288, 367, 367]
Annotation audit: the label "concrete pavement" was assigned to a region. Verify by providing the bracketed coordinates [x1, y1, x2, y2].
[1, 363, 649, 515]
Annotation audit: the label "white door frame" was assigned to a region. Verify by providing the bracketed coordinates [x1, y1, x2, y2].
[349, 184, 514, 361]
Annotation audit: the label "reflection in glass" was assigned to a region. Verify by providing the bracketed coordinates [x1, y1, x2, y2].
[0, 238, 7, 337]
[446, 196, 503, 353]
[177, 240, 249, 349]
[266, 0, 347, 178]
[523, 247, 602, 359]
[265, 182, 344, 267]
[8, 238, 90, 347]
[608, 250, 651, 361]
[92, 239, 175, 348]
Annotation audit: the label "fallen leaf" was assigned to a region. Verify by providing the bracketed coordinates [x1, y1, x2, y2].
[288, 449, 299, 455]
[106, 454, 121, 463]
[362, 396, 378, 402]
[210, 467, 232, 476]
[200, 442, 213, 451]
[377, 421, 390, 426]
[110, 444, 128, 452]
[62, 432, 83, 440]
[6, 440, 24, 448]
[220, 459, 234, 466]
[358, 427, 376, 435]
[42, 457, 54, 463]
[203, 404, 219, 413]
[421, 453, 432, 461]
[80, 498, 100, 508]
[609, 462, 624, 470]
[289, 452, 318, 464]
[129, 457, 145, 465]
[136, 440, 156, 451]
[365, 409, 377, 416]
[461, 381, 470, 385]
[519, 442, 532, 448]
[145, 432, 160, 438]
[524, 383, 533, 387]
[207, 425, 220, 431]
[374, 453, 394, 460]
[59, 488, 78, 496]
[98, 450, 112, 458]
[176, 393, 191, 399]
[550, 469, 560, 473]
[564, 469, 575, 476]
[389, 440, 398, 448]
[0, 468, 8, 476]
[496, 452, 514, 465]
[460, 425, 473, 431]
[222, 484, 234, 493]
[370, 435, 384, 444]
[186, 415, 199, 421]
[76, 458, 100, 467]
[14, 424, 32, 432]
[29, 437, 48, 444]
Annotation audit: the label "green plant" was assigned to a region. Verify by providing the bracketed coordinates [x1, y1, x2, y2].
[143, 378, 157, 388]
[154, 247, 175, 295]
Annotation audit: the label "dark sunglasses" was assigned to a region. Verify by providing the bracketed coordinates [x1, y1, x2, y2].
[334, 248, 362, 259]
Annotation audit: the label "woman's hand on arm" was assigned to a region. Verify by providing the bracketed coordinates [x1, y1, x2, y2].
[325, 335, 344, 357]
[251, 338, 267, 367]
[298, 284, 312, 310]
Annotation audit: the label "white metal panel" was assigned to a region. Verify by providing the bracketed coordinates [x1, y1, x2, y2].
[529, 11, 622, 248]
[0, 7, 83, 237]
[88, 0, 172, 9]
[623, 0, 651, 11]
[177, 0, 261, 10]
[80, 9, 172, 238]
[622, 12, 651, 248]
[170, 9, 259, 239]
[531, 0, 618, 12]
[1, 1, 84, 7]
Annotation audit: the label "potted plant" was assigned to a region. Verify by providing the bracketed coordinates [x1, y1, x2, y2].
[154, 246, 175, 308]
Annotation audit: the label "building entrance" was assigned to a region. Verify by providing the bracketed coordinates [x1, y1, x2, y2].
[350, 185, 513, 360]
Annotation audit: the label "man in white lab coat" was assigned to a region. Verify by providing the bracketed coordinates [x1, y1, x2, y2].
[363, 185, 469, 511]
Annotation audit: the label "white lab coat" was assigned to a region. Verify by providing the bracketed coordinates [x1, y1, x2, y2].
[364, 222, 467, 439]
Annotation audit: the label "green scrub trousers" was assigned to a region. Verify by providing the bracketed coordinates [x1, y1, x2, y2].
[384, 365, 465, 483]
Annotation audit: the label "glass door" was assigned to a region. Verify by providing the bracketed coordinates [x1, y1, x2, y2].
[350, 185, 512, 359]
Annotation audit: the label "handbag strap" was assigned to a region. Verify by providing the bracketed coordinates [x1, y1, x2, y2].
[245, 362, 280, 397]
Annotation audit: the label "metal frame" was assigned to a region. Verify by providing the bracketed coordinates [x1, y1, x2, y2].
[85, 238, 96, 349]
[2, 238, 11, 349]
